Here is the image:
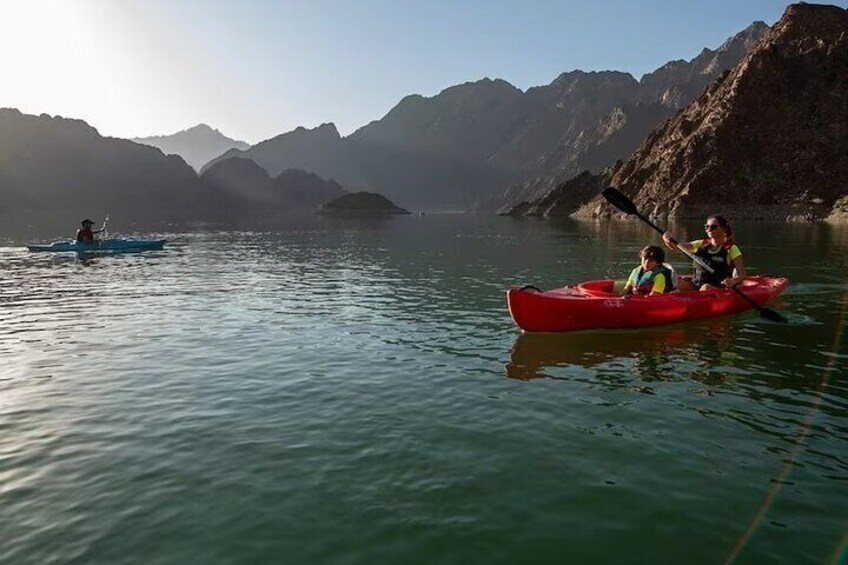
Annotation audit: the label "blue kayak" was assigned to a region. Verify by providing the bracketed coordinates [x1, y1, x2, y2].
[27, 238, 166, 253]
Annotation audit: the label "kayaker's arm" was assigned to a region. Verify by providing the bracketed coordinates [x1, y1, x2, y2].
[649, 273, 667, 295]
[724, 255, 748, 287]
[662, 232, 694, 253]
[621, 268, 638, 296]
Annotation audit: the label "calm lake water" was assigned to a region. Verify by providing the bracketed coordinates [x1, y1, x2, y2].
[1, 215, 846, 565]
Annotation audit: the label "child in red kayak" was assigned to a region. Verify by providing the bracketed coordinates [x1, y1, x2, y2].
[622, 245, 676, 296]
[76, 219, 104, 243]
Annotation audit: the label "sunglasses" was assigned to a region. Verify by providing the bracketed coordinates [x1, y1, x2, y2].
[704, 224, 721, 230]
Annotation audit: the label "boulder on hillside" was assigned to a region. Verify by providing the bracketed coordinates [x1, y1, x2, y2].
[316, 192, 410, 215]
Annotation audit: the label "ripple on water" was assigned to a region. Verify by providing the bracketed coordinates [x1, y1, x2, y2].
[1, 220, 847, 564]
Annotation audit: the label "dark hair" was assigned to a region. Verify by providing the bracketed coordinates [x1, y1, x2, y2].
[707, 215, 732, 237]
[639, 245, 665, 263]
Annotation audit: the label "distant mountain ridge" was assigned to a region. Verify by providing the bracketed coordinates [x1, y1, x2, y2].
[0, 109, 213, 220]
[131, 124, 250, 171]
[205, 123, 362, 187]
[200, 156, 346, 211]
[203, 21, 768, 211]
[0, 109, 349, 222]
[9, 10, 838, 224]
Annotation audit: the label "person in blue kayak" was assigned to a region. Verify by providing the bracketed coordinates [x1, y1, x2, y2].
[662, 214, 747, 291]
[76, 219, 104, 244]
[622, 245, 675, 296]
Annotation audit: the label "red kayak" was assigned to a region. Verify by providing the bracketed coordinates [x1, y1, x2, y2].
[506, 276, 789, 333]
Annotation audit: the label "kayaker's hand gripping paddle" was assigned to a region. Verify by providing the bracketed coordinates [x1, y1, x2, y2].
[601, 187, 787, 323]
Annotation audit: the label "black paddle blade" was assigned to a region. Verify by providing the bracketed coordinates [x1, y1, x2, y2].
[732, 286, 788, 323]
[601, 187, 638, 215]
[759, 307, 788, 323]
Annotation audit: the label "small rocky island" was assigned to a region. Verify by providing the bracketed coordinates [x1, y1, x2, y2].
[316, 192, 411, 215]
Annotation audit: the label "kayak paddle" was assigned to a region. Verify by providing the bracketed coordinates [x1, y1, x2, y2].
[601, 187, 787, 323]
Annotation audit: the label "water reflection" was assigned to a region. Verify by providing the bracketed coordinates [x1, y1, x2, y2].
[505, 318, 738, 381]
[75, 251, 98, 265]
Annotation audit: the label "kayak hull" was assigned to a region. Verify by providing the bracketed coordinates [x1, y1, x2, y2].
[27, 238, 166, 253]
[506, 276, 789, 333]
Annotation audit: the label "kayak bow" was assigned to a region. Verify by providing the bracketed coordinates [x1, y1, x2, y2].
[27, 238, 166, 253]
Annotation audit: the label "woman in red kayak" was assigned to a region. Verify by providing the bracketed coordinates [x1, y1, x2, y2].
[662, 215, 747, 291]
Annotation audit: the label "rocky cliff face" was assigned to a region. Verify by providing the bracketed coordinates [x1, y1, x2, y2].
[131, 124, 250, 171]
[499, 22, 770, 209]
[350, 79, 527, 165]
[637, 21, 769, 108]
[572, 3, 848, 222]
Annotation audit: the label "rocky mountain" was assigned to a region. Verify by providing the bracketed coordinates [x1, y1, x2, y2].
[569, 3, 848, 222]
[0, 108, 233, 221]
[204, 85, 520, 210]
[499, 21, 770, 208]
[201, 23, 767, 212]
[131, 124, 250, 171]
[200, 156, 346, 212]
[637, 21, 770, 107]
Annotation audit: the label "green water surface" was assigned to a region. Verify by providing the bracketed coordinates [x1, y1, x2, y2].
[1, 215, 846, 564]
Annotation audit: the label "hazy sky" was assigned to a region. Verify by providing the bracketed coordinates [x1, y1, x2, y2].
[1, 0, 841, 144]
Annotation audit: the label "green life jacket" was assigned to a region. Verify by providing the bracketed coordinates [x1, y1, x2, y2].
[630, 265, 674, 295]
